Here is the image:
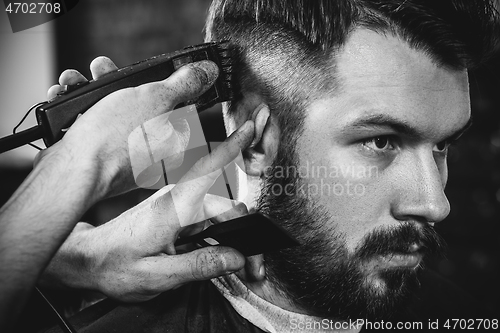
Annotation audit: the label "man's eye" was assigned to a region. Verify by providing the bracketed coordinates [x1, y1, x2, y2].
[433, 140, 450, 153]
[362, 136, 395, 151]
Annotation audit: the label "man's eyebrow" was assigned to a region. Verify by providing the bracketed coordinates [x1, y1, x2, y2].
[342, 113, 473, 141]
[342, 114, 421, 139]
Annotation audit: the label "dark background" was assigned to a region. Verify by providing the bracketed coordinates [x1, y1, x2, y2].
[1, 0, 499, 328]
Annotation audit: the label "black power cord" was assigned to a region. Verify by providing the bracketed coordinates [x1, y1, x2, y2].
[36, 288, 77, 333]
[0, 125, 44, 154]
[0, 102, 46, 154]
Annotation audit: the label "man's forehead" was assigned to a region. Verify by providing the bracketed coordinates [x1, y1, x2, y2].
[333, 28, 470, 93]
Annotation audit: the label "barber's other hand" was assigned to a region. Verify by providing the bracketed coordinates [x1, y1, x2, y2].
[43, 120, 254, 302]
[40, 56, 218, 200]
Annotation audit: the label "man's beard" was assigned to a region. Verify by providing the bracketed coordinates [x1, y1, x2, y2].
[256, 143, 446, 321]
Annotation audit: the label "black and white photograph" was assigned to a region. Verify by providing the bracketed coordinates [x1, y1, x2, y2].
[1, 1, 499, 332]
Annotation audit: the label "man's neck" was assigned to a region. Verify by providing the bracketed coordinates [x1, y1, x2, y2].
[212, 273, 362, 333]
[235, 178, 309, 314]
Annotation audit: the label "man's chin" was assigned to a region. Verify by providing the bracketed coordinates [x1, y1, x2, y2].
[358, 266, 420, 320]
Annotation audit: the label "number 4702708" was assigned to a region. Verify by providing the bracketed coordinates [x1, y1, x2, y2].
[5, 2, 61, 14]
[443, 319, 498, 330]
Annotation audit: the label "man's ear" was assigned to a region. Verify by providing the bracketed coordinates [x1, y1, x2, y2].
[243, 103, 279, 177]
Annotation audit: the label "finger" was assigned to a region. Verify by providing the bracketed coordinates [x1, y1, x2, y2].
[177, 195, 244, 239]
[176, 120, 254, 200]
[244, 255, 266, 282]
[235, 254, 265, 282]
[203, 194, 248, 223]
[177, 195, 247, 241]
[165, 60, 219, 106]
[89, 56, 118, 80]
[59, 69, 88, 86]
[147, 121, 253, 232]
[134, 60, 219, 114]
[161, 121, 254, 227]
[47, 84, 64, 100]
[159, 246, 245, 286]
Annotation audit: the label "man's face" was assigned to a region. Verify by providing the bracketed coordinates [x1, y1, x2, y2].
[257, 29, 471, 319]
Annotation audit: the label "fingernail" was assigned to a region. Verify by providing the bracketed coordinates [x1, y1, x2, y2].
[224, 251, 245, 273]
[259, 265, 265, 277]
[195, 61, 219, 87]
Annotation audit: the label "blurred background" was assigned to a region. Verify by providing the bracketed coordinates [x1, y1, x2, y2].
[1, 0, 499, 328]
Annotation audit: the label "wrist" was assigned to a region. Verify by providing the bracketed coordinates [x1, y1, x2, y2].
[47, 139, 105, 205]
[40, 223, 98, 291]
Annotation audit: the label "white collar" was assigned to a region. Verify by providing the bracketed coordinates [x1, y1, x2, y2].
[211, 274, 362, 333]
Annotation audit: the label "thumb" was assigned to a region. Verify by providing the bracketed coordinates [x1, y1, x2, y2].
[134, 60, 219, 117]
[165, 60, 219, 106]
[167, 246, 245, 284]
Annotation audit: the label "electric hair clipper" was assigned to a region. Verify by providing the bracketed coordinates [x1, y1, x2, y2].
[175, 212, 300, 256]
[35, 41, 234, 147]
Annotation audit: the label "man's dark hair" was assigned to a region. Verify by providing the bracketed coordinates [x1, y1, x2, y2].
[205, 0, 499, 141]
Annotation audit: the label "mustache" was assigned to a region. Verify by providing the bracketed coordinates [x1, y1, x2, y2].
[354, 222, 446, 260]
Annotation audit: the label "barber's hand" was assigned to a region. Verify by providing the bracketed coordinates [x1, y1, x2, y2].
[42, 120, 255, 302]
[40, 56, 218, 200]
[46, 56, 120, 100]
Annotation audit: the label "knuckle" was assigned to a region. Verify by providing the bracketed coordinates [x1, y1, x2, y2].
[102, 273, 132, 298]
[149, 196, 163, 211]
[191, 249, 226, 280]
[136, 81, 160, 96]
[126, 266, 159, 295]
[192, 251, 211, 280]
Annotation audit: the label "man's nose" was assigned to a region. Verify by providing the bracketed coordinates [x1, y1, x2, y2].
[391, 151, 450, 224]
